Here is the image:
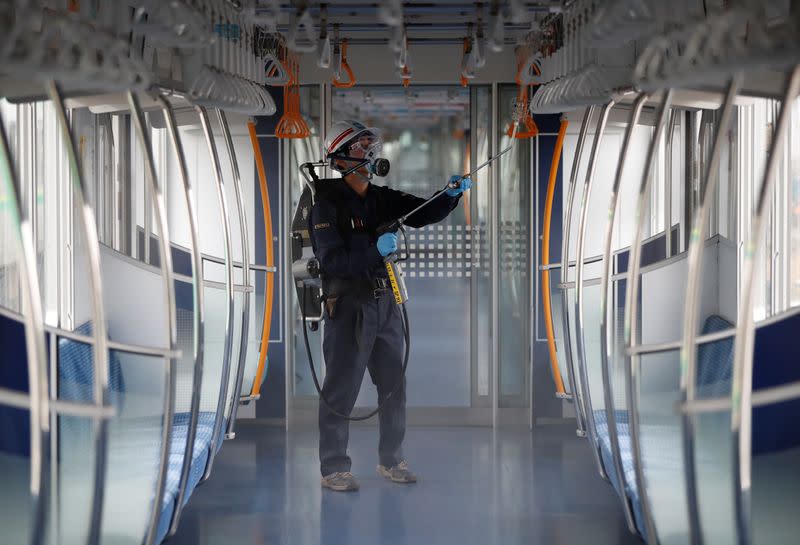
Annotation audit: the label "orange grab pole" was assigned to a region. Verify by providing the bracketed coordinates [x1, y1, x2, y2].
[542, 117, 569, 395]
[247, 120, 275, 397]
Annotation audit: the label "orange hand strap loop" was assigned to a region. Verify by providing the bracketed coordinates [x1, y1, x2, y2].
[332, 39, 356, 88]
[401, 64, 411, 88]
[506, 86, 539, 138]
[460, 38, 470, 87]
[276, 52, 310, 139]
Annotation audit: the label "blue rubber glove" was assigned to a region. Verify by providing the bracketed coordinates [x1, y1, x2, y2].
[377, 232, 398, 257]
[446, 175, 473, 196]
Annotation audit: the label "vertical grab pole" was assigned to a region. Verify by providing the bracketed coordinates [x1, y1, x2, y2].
[127, 92, 178, 545]
[0, 112, 50, 545]
[678, 75, 742, 545]
[197, 106, 235, 482]
[623, 88, 674, 545]
[599, 92, 648, 535]
[541, 117, 569, 395]
[247, 120, 275, 399]
[48, 80, 110, 545]
[664, 111, 677, 257]
[731, 66, 800, 545]
[160, 97, 206, 538]
[560, 105, 595, 436]
[217, 109, 251, 440]
[490, 82, 499, 428]
[574, 98, 616, 481]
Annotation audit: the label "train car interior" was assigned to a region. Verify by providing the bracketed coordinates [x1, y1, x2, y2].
[1, 1, 799, 544]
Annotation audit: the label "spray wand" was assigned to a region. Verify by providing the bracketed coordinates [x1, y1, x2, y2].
[377, 97, 528, 305]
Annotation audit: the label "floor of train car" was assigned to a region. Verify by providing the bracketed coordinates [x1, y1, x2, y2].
[169, 421, 641, 545]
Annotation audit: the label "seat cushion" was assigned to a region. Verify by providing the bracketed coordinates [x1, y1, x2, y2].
[155, 411, 216, 543]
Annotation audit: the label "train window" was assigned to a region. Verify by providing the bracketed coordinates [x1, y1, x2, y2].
[0, 100, 20, 312]
[0, 99, 66, 326]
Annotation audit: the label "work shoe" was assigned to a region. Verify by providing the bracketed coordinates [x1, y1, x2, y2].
[321, 472, 359, 492]
[377, 460, 418, 484]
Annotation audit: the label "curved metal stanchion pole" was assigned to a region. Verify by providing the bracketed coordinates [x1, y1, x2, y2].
[678, 75, 742, 545]
[598, 92, 648, 535]
[160, 97, 206, 537]
[216, 109, 251, 440]
[247, 119, 275, 400]
[560, 105, 595, 436]
[196, 106, 235, 482]
[622, 88, 674, 545]
[0, 111, 50, 545]
[731, 66, 800, 545]
[127, 92, 178, 545]
[541, 117, 569, 397]
[574, 98, 616, 481]
[48, 80, 110, 545]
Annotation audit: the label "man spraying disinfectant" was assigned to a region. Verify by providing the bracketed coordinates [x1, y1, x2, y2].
[307, 120, 472, 491]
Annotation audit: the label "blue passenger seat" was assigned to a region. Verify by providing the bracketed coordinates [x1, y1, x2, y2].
[592, 314, 734, 539]
[57, 321, 218, 544]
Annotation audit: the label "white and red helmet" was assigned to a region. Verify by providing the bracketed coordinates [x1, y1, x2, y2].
[324, 120, 389, 177]
[324, 120, 378, 157]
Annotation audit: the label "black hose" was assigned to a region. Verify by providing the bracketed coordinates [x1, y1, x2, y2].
[301, 289, 411, 421]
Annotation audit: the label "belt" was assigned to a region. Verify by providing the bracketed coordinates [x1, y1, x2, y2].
[325, 277, 391, 299]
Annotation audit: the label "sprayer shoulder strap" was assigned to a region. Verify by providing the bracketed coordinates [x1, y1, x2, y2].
[307, 179, 353, 256]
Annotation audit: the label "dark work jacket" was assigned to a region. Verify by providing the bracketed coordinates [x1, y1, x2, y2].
[309, 178, 461, 286]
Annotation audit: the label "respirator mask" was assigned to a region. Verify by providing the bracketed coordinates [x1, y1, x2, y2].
[329, 129, 391, 179]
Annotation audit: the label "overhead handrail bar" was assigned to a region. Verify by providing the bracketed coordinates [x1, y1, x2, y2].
[541, 116, 569, 396]
[730, 65, 800, 545]
[0, 108, 50, 545]
[217, 109, 251, 441]
[48, 79, 110, 545]
[196, 106, 236, 483]
[247, 120, 275, 399]
[622, 88, 675, 545]
[128, 90, 178, 545]
[160, 96, 206, 537]
[678, 75, 742, 545]
[560, 105, 595, 437]
[574, 98, 617, 483]
[598, 91, 649, 535]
